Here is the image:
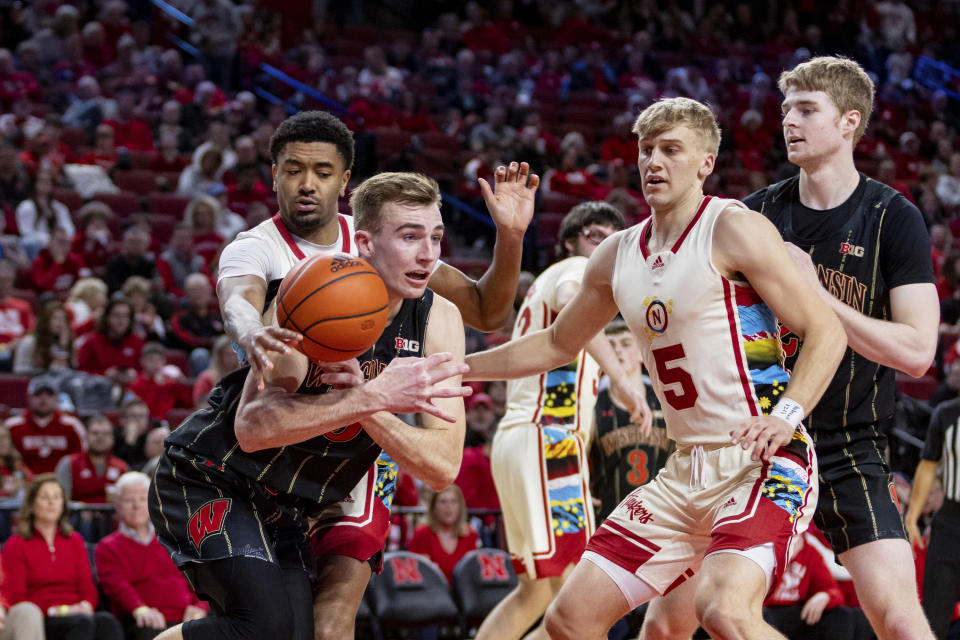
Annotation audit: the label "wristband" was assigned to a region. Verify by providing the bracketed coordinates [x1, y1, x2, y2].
[770, 397, 803, 429]
[770, 397, 804, 428]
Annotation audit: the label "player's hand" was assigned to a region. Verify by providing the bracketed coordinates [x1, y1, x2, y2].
[134, 606, 166, 629]
[182, 605, 207, 622]
[800, 592, 830, 625]
[610, 376, 652, 436]
[317, 359, 364, 389]
[74, 601, 94, 615]
[784, 243, 821, 290]
[905, 516, 926, 550]
[239, 326, 303, 390]
[368, 353, 472, 422]
[730, 415, 795, 462]
[478, 161, 539, 235]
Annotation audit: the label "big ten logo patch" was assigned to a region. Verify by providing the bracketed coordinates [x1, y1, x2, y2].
[390, 556, 423, 585]
[188, 499, 232, 551]
[394, 337, 420, 353]
[478, 552, 509, 582]
[839, 242, 864, 257]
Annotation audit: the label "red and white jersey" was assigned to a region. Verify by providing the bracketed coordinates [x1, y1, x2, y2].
[612, 196, 791, 446]
[7, 410, 87, 474]
[500, 256, 600, 436]
[0, 297, 34, 344]
[68, 452, 128, 504]
[217, 212, 357, 284]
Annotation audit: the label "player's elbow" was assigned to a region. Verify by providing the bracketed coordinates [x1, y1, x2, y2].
[424, 458, 460, 492]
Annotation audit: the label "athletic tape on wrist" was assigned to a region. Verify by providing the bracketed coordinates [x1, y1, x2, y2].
[770, 397, 804, 429]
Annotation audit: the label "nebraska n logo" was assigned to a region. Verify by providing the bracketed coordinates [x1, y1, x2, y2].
[188, 498, 231, 551]
[478, 552, 509, 581]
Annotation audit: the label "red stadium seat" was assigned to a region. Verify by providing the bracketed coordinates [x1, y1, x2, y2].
[419, 131, 460, 154]
[147, 193, 191, 218]
[127, 150, 156, 170]
[61, 127, 89, 151]
[540, 192, 581, 215]
[164, 349, 190, 374]
[53, 188, 85, 214]
[375, 128, 413, 156]
[94, 191, 141, 217]
[0, 375, 32, 409]
[536, 212, 566, 246]
[113, 170, 159, 196]
[896, 373, 938, 402]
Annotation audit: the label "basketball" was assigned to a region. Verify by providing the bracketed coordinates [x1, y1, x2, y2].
[276, 253, 390, 362]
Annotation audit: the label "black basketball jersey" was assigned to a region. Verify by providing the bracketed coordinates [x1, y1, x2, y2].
[589, 380, 672, 522]
[745, 174, 934, 432]
[166, 290, 435, 513]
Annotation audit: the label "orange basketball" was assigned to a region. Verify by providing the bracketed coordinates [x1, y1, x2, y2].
[276, 253, 390, 362]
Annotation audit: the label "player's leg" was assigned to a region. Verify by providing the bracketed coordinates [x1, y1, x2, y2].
[544, 554, 654, 640]
[312, 554, 372, 640]
[474, 573, 559, 640]
[638, 572, 701, 640]
[839, 539, 934, 640]
[694, 552, 787, 640]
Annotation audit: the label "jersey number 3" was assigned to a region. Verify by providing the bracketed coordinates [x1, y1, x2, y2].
[651, 343, 698, 411]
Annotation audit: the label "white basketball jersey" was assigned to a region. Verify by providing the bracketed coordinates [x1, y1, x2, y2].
[612, 196, 790, 446]
[500, 256, 600, 436]
[218, 213, 357, 284]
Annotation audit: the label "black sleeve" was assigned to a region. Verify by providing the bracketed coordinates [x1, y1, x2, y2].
[880, 195, 935, 289]
[922, 401, 953, 462]
[741, 188, 765, 213]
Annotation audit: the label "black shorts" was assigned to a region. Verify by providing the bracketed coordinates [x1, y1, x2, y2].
[148, 445, 316, 581]
[812, 424, 906, 554]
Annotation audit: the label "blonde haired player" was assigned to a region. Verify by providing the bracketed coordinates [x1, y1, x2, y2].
[466, 97, 847, 639]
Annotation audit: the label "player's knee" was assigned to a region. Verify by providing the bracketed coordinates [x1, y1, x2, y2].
[313, 612, 354, 640]
[873, 606, 929, 639]
[695, 592, 751, 637]
[640, 614, 697, 640]
[543, 600, 580, 640]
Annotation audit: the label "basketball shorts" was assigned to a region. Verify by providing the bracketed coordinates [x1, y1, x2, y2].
[491, 423, 594, 579]
[149, 446, 316, 581]
[586, 430, 817, 596]
[813, 423, 907, 554]
[309, 451, 399, 573]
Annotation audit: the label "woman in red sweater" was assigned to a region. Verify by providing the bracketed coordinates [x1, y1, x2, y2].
[75, 298, 143, 386]
[1, 474, 123, 640]
[408, 485, 479, 583]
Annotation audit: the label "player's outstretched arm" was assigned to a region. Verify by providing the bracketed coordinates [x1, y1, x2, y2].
[720, 208, 847, 461]
[466, 234, 622, 383]
[359, 296, 468, 490]
[219, 274, 302, 390]
[429, 161, 537, 332]
[784, 242, 937, 377]
[234, 340, 469, 452]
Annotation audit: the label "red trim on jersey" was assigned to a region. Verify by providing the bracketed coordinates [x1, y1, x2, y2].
[574, 355, 587, 433]
[639, 217, 653, 260]
[733, 284, 764, 307]
[271, 214, 306, 260]
[722, 278, 760, 416]
[535, 428, 555, 559]
[585, 520, 661, 574]
[337, 214, 351, 253]
[531, 301, 551, 425]
[671, 196, 711, 253]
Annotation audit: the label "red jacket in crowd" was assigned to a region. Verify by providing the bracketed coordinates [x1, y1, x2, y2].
[30, 249, 87, 299]
[8, 409, 87, 475]
[765, 534, 845, 609]
[76, 332, 144, 376]
[64, 451, 128, 504]
[0, 296, 34, 346]
[408, 525, 479, 583]
[2, 531, 98, 612]
[95, 528, 209, 623]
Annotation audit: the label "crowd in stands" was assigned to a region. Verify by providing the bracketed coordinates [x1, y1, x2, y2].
[0, 0, 956, 637]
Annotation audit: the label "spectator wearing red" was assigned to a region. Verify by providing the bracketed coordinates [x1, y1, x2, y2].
[455, 394, 500, 518]
[95, 472, 208, 638]
[0, 259, 35, 371]
[600, 114, 640, 165]
[122, 276, 166, 345]
[75, 125, 119, 171]
[548, 146, 609, 200]
[2, 474, 123, 640]
[127, 342, 190, 421]
[225, 163, 270, 211]
[80, 22, 114, 69]
[102, 89, 154, 152]
[192, 335, 239, 408]
[184, 196, 223, 271]
[462, 3, 509, 54]
[168, 274, 222, 358]
[76, 298, 143, 385]
[103, 226, 155, 295]
[66, 278, 108, 338]
[30, 227, 89, 301]
[408, 486, 479, 583]
[157, 225, 204, 299]
[0, 423, 32, 498]
[763, 532, 851, 639]
[0, 48, 42, 108]
[55, 415, 127, 504]
[6, 376, 86, 475]
[51, 35, 97, 90]
[877, 157, 916, 204]
[70, 202, 114, 276]
[13, 299, 75, 375]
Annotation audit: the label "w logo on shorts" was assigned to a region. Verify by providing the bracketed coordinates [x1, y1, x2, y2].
[188, 499, 232, 551]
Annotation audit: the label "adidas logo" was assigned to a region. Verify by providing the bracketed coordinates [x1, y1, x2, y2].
[723, 497, 736, 508]
[651, 256, 665, 270]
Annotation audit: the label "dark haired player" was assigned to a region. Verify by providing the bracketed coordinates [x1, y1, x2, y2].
[214, 110, 541, 638]
[149, 172, 470, 640]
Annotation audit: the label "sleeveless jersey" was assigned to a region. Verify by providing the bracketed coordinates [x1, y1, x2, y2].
[590, 379, 671, 522]
[612, 196, 792, 446]
[749, 175, 933, 430]
[500, 256, 600, 435]
[165, 290, 434, 513]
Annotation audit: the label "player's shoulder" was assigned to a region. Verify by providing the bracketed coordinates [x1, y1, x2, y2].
[426, 290, 463, 325]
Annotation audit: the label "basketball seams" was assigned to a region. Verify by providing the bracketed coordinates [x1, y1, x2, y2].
[299, 303, 390, 332]
[283, 269, 380, 324]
